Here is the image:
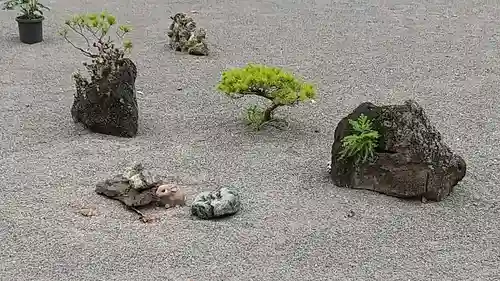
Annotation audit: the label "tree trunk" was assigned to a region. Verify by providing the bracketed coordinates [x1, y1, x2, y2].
[263, 103, 280, 121]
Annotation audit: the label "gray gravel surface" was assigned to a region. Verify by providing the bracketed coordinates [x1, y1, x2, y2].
[1, 0, 500, 280]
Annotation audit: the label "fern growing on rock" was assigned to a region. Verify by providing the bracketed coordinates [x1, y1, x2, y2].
[217, 63, 316, 130]
[338, 114, 380, 164]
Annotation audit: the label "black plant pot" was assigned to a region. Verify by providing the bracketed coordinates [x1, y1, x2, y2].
[16, 16, 44, 44]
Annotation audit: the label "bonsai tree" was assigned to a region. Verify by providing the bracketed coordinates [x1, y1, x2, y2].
[1, 0, 50, 44]
[59, 11, 133, 91]
[217, 63, 316, 130]
[59, 11, 139, 138]
[338, 114, 380, 164]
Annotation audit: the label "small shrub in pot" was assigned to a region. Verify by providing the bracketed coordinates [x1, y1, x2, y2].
[1, 0, 50, 44]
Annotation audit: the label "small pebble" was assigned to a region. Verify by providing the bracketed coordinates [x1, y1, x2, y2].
[78, 207, 98, 217]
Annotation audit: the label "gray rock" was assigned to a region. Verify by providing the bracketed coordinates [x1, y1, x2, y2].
[187, 41, 209, 56]
[122, 163, 152, 191]
[95, 164, 163, 207]
[330, 100, 466, 202]
[95, 174, 131, 198]
[71, 58, 139, 138]
[167, 13, 209, 56]
[191, 187, 241, 219]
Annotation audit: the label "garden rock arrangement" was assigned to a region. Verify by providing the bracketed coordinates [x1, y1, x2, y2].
[167, 12, 209, 56]
[95, 163, 160, 208]
[330, 100, 467, 202]
[1, 9, 467, 226]
[191, 187, 241, 219]
[95, 164, 242, 221]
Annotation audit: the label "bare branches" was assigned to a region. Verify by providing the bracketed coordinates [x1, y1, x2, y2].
[61, 12, 132, 60]
[75, 24, 92, 51]
[63, 24, 97, 57]
[115, 29, 126, 41]
[83, 24, 102, 42]
[60, 12, 134, 93]
[247, 89, 274, 101]
[228, 90, 273, 101]
[61, 34, 97, 58]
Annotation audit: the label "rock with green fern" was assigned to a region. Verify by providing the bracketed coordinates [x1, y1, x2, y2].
[330, 100, 466, 202]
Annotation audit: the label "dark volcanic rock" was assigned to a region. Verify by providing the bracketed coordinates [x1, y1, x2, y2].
[330, 100, 466, 202]
[71, 58, 139, 138]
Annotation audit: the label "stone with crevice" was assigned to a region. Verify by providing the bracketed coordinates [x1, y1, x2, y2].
[330, 100, 466, 202]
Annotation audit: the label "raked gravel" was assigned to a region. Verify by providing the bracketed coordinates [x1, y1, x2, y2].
[1, 0, 499, 280]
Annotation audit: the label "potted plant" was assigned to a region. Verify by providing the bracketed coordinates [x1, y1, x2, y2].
[1, 0, 50, 44]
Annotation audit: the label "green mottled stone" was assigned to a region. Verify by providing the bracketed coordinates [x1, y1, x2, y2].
[191, 187, 241, 219]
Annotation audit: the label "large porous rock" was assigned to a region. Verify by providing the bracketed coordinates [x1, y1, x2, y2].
[191, 187, 241, 219]
[95, 163, 162, 207]
[330, 100, 466, 202]
[167, 13, 209, 56]
[71, 58, 139, 138]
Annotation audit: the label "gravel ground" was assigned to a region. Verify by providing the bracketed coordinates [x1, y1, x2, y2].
[1, 0, 499, 280]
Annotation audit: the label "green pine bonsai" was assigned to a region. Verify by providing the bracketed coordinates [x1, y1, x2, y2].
[338, 114, 380, 164]
[217, 63, 316, 130]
